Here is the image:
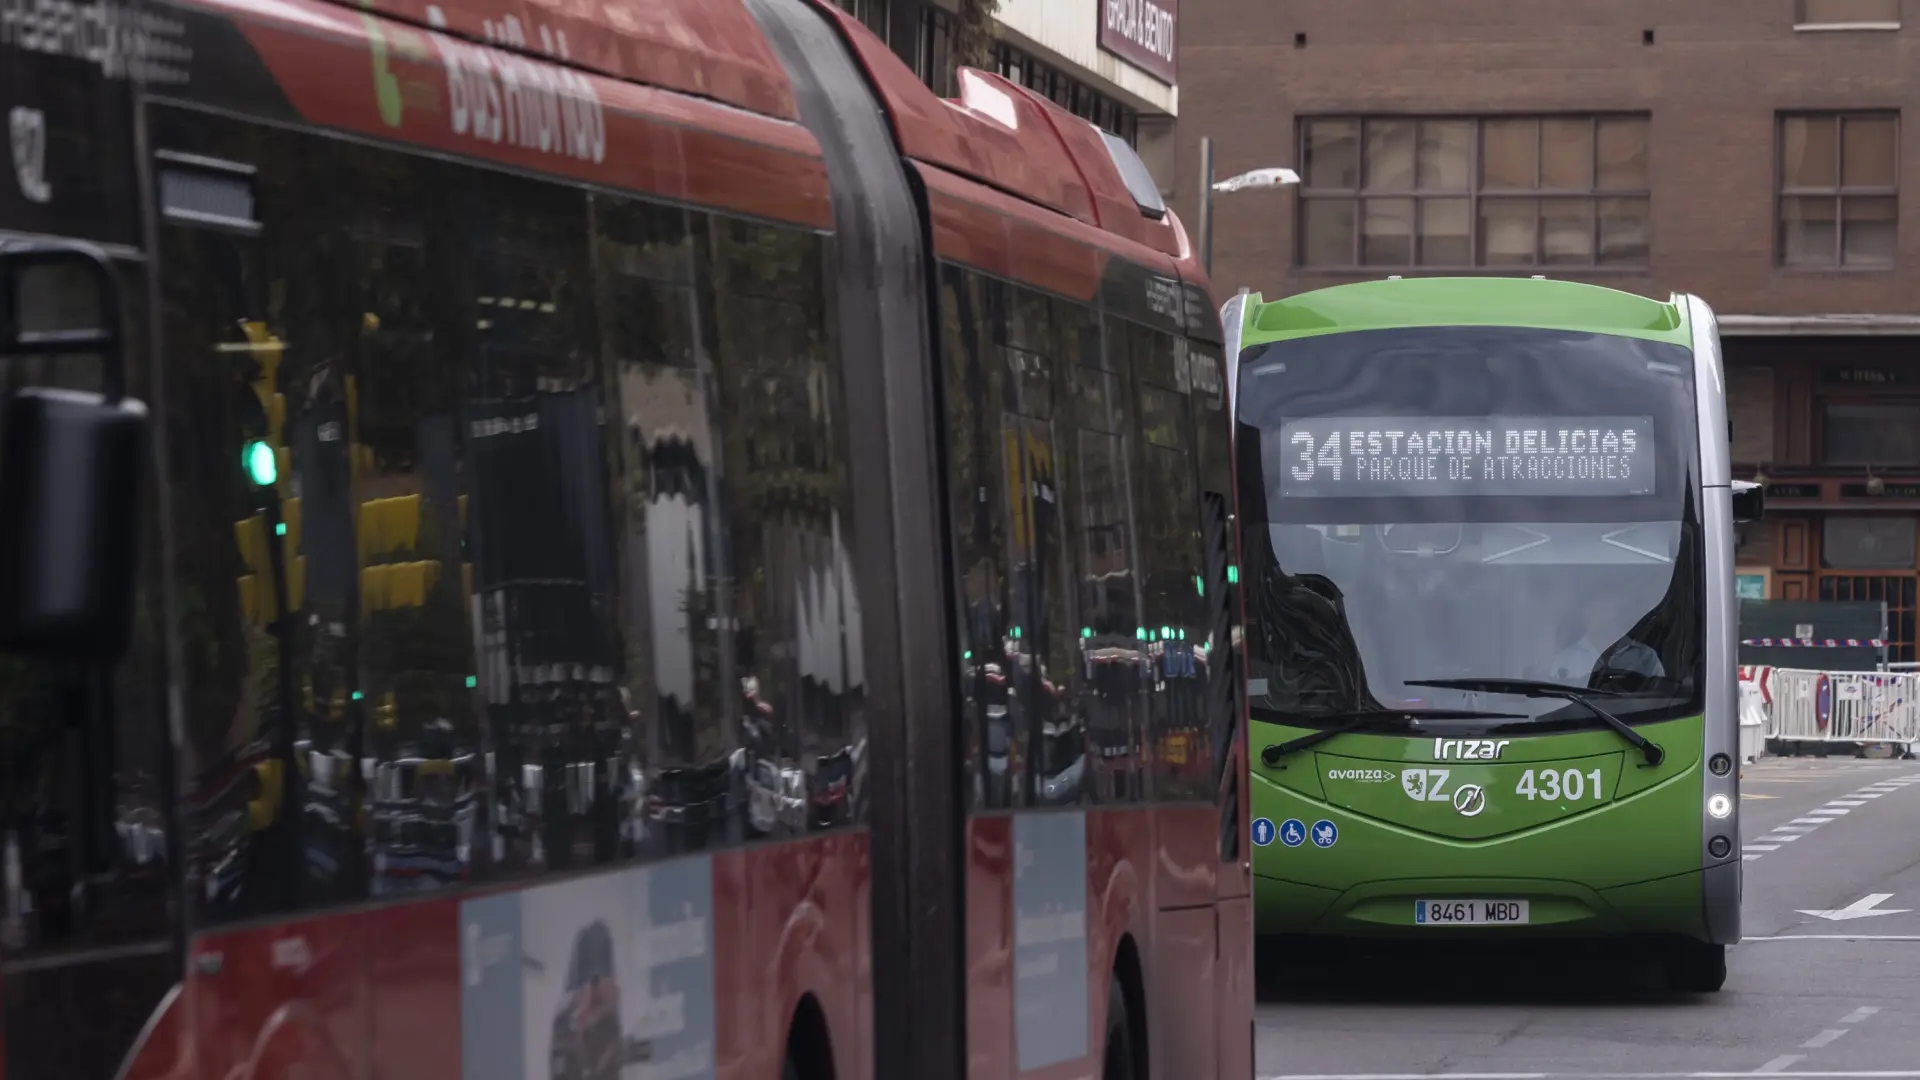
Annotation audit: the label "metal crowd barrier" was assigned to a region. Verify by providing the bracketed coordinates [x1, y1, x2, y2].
[1748, 666, 1920, 749]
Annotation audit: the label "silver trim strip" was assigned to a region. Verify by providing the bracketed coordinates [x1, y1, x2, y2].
[1688, 292, 1741, 941]
[1221, 292, 1252, 412]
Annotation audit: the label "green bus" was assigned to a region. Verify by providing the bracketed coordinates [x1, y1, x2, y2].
[1225, 277, 1763, 992]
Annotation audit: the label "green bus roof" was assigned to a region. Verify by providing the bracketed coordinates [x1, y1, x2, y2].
[1237, 277, 1694, 350]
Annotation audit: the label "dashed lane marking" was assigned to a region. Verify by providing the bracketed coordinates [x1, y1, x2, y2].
[1743, 772, 1920, 864]
[1757, 1059, 1807, 1075]
[1802, 1030, 1850, 1050]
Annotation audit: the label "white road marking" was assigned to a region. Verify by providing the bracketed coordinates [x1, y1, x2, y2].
[1791, 817, 1839, 825]
[1840, 1006, 1881, 1024]
[1802, 1029, 1849, 1049]
[1745, 844, 1781, 852]
[1743, 934, 1920, 941]
[1826, 800, 1868, 807]
[1757, 1058, 1807, 1074]
[1760, 833, 1804, 841]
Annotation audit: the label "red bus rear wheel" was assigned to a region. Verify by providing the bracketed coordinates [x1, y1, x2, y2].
[1103, 975, 1137, 1080]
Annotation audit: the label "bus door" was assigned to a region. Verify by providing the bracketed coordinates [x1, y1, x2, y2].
[0, 32, 178, 1080]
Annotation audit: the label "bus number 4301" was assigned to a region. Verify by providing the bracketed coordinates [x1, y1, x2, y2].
[1515, 768, 1603, 801]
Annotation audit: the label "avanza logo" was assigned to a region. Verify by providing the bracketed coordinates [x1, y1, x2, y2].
[1433, 738, 1510, 760]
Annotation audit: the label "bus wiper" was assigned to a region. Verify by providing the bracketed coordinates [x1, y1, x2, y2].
[1405, 678, 1665, 766]
[1258, 707, 1527, 767]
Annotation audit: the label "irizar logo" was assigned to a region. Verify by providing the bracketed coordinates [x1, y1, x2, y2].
[1434, 737, 1510, 760]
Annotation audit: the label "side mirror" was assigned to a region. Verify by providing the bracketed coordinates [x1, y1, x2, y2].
[1732, 479, 1765, 525]
[0, 241, 150, 663]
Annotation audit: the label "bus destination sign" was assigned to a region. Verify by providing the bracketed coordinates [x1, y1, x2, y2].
[1274, 415, 1657, 498]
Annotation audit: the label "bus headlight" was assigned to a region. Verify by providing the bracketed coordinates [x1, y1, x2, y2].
[1707, 792, 1733, 819]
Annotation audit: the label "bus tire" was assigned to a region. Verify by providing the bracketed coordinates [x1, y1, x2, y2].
[1103, 975, 1137, 1080]
[1667, 940, 1727, 993]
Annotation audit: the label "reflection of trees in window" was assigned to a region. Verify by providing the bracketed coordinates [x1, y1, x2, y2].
[707, 218, 858, 832]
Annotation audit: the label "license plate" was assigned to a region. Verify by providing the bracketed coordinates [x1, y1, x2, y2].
[1414, 899, 1530, 925]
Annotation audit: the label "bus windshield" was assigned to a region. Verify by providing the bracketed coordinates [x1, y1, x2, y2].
[1235, 324, 1706, 732]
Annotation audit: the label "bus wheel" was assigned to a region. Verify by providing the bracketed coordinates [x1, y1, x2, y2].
[1103, 975, 1137, 1080]
[1667, 940, 1727, 993]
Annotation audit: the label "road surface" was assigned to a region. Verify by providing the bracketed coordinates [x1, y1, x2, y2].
[1254, 756, 1920, 1080]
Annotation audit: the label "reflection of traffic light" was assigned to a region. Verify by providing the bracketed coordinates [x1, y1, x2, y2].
[244, 440, 277, 486]
[234, 321, 304, 624]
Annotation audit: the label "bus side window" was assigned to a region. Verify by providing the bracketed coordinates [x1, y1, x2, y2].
[1129, 324, 1210, 801]
[704, 218, 863, 838]
[1077, 316, 1143, 805]
[590, 197, 732, 856]
[937, 264, 1025, 811]
[1186, 341, 1243, 852]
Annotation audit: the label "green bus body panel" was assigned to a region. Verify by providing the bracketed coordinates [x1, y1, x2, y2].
[1238, 277, 1694, 349]
[1250, 716, 1709, 938]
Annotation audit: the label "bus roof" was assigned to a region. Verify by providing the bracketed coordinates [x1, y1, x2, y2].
[1235, 276, 1694, 351]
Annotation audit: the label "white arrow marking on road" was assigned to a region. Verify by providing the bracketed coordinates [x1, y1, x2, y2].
[1797, 893, 1912, 921]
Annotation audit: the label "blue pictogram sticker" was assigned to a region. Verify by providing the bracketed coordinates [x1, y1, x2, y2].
[1311, 819, 1339, 848]
[1252, 817, 1277, 847]
[1278, 818, 1307, 848]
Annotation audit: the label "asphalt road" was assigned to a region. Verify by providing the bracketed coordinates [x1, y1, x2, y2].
[1254, 756, 1920, 1080]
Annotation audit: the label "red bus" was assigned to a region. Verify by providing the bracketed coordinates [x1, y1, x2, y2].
[0, 0, 1253, 1078]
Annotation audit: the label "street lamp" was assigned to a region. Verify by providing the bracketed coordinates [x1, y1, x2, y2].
[1197, 135, 1300, 274]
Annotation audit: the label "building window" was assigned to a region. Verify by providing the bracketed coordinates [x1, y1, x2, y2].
[1797, 0, 1900, 26]
[919, 6, 956, 97]
[1822, 517, 1916, 570]
[1822, 401, 1920, 465]
[827, 0, 889, 41]
[1779, 112, 1898, 267]
[1298, 115, 1650, 270]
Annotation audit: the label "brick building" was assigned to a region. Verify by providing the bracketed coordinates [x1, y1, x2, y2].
[1179, 0, 1920, 659]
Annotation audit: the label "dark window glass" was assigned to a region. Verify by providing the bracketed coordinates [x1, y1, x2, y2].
[0, 212, 171, 1080]
[1127, 328, 1207, 799]
[939, 266, 1016, 809]
[1234, 326, 1705, 734]
[1823, 401, 1920, 466]
[707, 221, 862, 836]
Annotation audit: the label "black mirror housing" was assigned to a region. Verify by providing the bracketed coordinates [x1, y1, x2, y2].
[0, 387, 149, 662]
[1731, 479, 1765, 525]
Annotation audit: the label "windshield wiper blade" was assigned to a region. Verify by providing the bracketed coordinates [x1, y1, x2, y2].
[1258, 707, 1527, 767]
[1405, 678, 1665, 766]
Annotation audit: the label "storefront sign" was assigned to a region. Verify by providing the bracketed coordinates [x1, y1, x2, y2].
[1840, 481, 1920, 499]
[1764, 482, 1821, 500]
[1099, 0, 1178, 85]
[1823, 367, 1920, 386]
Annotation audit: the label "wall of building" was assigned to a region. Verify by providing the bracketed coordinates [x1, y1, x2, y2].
[1178, 0, 1920, 315]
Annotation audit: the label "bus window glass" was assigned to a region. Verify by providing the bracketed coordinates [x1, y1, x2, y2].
[707, 220, 862, 837]
[460, 168, 611, 879]
[1131, 331, 1208, 799]
[936, 266, 1011, 809]
[593, 198, 727, 856]
[1235, 325, 1705, 733]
